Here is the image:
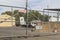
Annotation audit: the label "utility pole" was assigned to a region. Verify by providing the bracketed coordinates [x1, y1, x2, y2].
[47, 5, 50, 33]
[26, 0, 28, 37]
[11, 7, 13, 27]
[57, 11, 59, 22]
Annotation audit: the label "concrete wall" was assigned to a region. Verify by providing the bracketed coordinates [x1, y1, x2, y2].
[35, 22, 60, 33]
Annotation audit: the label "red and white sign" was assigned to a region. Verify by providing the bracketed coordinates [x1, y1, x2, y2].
[19, 9, 26, 13]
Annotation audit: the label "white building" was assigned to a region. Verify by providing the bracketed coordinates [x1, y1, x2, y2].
[49, 16, 60, 22]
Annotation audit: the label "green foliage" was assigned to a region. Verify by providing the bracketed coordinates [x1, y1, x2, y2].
[28, 10, 40, 21]
[43, 15, 50, 22]
[1, 10, 25, 25]
[1, 10, 50, 23]
[1, 11, 12, 16]
[28, 10, 50, 22]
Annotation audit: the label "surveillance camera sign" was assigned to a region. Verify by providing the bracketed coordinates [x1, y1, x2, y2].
[20, 17, 26, 25]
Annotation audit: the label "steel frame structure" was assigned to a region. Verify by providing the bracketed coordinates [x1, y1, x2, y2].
[43, 8, 60, 33]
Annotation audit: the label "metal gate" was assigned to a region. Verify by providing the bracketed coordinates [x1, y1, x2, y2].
[0, 2, 60, 40]
[0, 5, 28, 38]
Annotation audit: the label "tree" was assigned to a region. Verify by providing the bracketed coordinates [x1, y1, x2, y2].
[28, 10, 50, 22]
[1, 10, 50, 25]
[43, 15, 50, 22]
[1, 11, 12, 16]
[28, 10, 40, 21]
[1, 10, 25, 26]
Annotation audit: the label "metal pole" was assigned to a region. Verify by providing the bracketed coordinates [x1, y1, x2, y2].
[47, 5, 50, 33]
[11, 7, 13, 27]
[43, 9, 45, 23]
[57, 11, 59, 22]
[26, 0, 28, 37]
[0, 5, 25, 9]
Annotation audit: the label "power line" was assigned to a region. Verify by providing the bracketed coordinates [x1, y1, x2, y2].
[0, 5, 25, 9]
[37, 10, 58, 13]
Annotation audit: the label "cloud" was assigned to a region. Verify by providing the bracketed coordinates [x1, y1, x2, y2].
[29, 0, 60, 10]
[0, 0, 60, 14]
[0, 0, 26, 7]
[0, 0, 26, 14]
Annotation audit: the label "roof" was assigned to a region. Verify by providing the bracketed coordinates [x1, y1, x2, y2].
[44, 9, 60, 11]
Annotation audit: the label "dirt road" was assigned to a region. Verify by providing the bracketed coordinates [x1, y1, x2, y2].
[0, 27, 60, 40]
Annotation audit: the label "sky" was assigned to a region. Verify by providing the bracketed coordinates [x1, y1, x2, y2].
[0, 0, 60, 15]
